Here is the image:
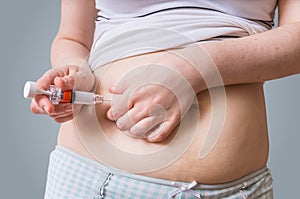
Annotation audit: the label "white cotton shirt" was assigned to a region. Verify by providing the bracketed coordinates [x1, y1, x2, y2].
[89, 0, 277, 70]
[95, 0, 277, 22]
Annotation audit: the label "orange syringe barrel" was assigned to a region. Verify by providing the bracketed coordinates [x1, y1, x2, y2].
[60, 90, 73, 103]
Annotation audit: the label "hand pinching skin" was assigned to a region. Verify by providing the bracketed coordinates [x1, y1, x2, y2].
[30, 65, 95, 123]
[106, 63, 196, 142]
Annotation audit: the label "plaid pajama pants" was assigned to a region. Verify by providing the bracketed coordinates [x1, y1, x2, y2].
[44, 146, 274, 199]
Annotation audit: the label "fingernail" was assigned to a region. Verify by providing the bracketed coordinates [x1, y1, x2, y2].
[146, 128, 161, 140]
[109, 87, 116, 93]
[112, 113, 119, 120]
[147, 134, 159, 142]
[110, 110, 117, 119]
[147, 133, 155, 140]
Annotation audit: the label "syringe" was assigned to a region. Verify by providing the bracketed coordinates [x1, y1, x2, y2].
[23, 81, 110, 105]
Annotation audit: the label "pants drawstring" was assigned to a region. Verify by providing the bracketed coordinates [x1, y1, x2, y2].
[100, 173, 112, 198]
[169, 180, 201, 198]
[239, 182, 248, 199]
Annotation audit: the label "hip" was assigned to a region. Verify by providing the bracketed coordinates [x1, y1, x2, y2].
[45, 145, 273, 199]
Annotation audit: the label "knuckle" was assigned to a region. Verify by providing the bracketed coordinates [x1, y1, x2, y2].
[129, 90, 140, 101]
[127, 112, 136, 124]
[143, 103, 155, 113]
[169, 111, 180, 121]
[152, 95, 162, 105]
[136, 108, 148, 120]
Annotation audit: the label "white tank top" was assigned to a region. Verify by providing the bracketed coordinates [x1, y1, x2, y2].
[96, 0, 276, 22]
[89, 0, 277, 70]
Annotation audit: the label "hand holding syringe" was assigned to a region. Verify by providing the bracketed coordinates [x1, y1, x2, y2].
[23, 81, 111, 105]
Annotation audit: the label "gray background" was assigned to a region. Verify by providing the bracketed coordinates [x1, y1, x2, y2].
[1, 1, 299, 198]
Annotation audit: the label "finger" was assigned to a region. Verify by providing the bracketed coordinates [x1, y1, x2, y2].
[129, 115, 165, 138]
[54, 66, 78, 90]
[115, 106, 148, 131]
[109, 81, 129, 94]
[106, 108, 115, 121]
[110, 90, 134, 120]
[53, 68, 75, 90]
[36, 69, 64, 90]
[33, 94, 55, 114]
[107, 86, 134, 121]
[54, 114, 74, 123]
[115, 111, 135, 131]
[51, 110, 73, 119]
[53, 77, 68, 89]
[76, 65, 94, 91]
[146, 121, 175, 143]
[48, 104, 73, 116]
[30, 99, 46, 114]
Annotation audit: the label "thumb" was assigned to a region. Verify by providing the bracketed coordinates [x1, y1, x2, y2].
[54, 69, 77, 91]
[54, 76, 74, 91]
[109, 81, 129, 94]
[106, 108, 115, 121]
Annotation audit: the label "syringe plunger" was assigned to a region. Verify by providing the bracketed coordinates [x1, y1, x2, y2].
[23, 81, 51, 98]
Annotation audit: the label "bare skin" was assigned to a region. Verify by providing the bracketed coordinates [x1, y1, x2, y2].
[31, 0, 300, 184]
[57, 51, 269, 183]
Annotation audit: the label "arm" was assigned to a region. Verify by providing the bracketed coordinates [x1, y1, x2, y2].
[31, 0, 97, 123]
[107, 0, 300, 142]
[192, 0, 300, 92]
[51, 0, 97, 68]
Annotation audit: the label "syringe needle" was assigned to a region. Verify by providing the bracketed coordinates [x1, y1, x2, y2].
[102, 99, 111, 102]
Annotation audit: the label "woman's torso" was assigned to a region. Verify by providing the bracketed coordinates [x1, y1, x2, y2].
[58, 50, 269, 184]
[57, 1, 275, 184]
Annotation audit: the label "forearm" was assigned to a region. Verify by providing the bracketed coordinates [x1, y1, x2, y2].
[50, 37, 91, 69]
[50, 0, 96, 69]
[197, 22, 300, 91]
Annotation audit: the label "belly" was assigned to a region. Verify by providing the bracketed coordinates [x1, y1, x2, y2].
[58, 51, 269, 184]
